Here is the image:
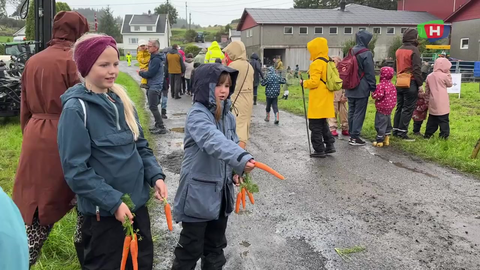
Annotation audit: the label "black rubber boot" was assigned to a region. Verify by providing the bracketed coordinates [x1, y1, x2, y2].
[162, 109, 168, 119]
[253, 95, 257, 105]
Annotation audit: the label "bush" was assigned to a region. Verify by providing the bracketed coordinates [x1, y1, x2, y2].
[184, 45, 201, 57]
[0, 44, 5, 55]
[118, 48, 125, 56]
[184, 29, 197, 43]
[388, 36, 403, 62]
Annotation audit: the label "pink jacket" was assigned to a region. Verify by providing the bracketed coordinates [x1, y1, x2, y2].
[178, 49, 186, 61]
[372, 67, 397, 115]
[425, 58, 452, 116]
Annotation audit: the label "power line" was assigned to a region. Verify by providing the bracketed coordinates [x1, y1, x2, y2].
[69, 0, 292, 8]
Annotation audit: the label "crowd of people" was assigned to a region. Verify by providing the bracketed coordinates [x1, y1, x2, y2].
[1, 10, 454, 270]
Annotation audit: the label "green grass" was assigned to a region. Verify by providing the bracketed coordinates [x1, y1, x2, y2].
[0, 72, 151, 269]
[258, 77, 480, 178]
[0, 36, 12, 43]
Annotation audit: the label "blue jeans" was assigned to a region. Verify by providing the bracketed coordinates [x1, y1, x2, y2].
[161, 91, 168, 110]
[347, 97, 369, 139]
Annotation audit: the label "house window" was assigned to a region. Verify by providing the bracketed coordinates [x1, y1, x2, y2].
[250, 29, 253, 37]
[147, 26, 153, 31]
[284, 26, 293, 34]
[460, 38, 469, 49]
[129, 38, 138, 44]
[134, 26, 140, 31]
[329, 27, 338, 34]
[359, 27, 366, 31]
[373, 27, 381, 34]
[344, 27, 353, 34]
[299, 27, 308, 34]
[386, 27, 395, 34]
[401, 27, 408, 34]
[314, 27, 323, 34]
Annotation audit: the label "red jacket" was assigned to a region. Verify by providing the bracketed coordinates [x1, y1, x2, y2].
[412, 93, 429, 121]
[372, 67, 397, 115]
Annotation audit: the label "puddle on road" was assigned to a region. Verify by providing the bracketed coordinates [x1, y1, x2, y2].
[170, 127, 185, 133]
[172, 113, 187, 116]
[240, 241, 251, 247]
[370, 151, 438, 179]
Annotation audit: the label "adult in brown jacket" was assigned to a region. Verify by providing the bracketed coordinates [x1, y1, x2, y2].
[223, 41, 254, 149]
[393, 28, 423, 141]
[12, 11, 89, 267]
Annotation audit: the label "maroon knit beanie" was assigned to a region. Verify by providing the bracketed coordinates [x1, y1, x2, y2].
[74, 35, 119, 77]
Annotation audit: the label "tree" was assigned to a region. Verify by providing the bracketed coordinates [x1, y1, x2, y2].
[25, 1, 72, 40]
[154, 2, 178, 26]
[224, 24, 232, 32]
[388, 36, 402, 61]
[294, 0, 396, 9]
[56, 2, 71, 12]
[98, 6, 122, 42]
[184, 29, 197, 43]
[0, 0, 7, 18]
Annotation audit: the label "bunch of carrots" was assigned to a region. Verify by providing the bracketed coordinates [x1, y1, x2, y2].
[120, 195, 173, 270]
[235, 161, 284, 214]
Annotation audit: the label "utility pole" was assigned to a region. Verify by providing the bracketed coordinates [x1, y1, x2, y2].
[189, 13, 191, 30]
[185, 2, 188, 30]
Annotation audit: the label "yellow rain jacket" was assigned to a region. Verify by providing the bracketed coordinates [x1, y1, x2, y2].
[303, 38, 335, 119]
[205, 41, 225, 63]
[223, 41, 254, 147]
[137, 49, 150, 85]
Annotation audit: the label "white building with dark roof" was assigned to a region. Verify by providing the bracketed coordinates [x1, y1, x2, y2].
[121, 11, 171, 55]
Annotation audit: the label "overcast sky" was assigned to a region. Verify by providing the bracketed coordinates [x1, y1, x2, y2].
[8, 0, 295, 26]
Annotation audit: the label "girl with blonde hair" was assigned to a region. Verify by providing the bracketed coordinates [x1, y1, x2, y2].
[57, 33, 167, 269]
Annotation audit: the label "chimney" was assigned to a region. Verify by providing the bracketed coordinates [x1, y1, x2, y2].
[340, 0, 346, 11]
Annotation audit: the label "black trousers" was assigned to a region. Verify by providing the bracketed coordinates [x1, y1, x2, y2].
[147, 89, 164, 127]
[309, 118, 335, 153]
[425, 114, 450, 139]
[374, 112, 392, 142]
[413, 120, 424, 133]
[393, 81, 418, 136]
[265, 97, 278, 113]
[181, 76, 186, 93]
[170, 74, 182, 98]
[81, 206, 154, 270]
[171, 215, 229, 270]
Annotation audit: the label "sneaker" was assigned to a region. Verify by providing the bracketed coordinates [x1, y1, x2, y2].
[311, 151, 326, 158]
[162, 114, 168, 119]
[349, 138, 366, 146]
[331, 130, 339, 137]
[342, 130, 350, 136]
[151, 126, 167, 135]
[399, 134, 415, 142]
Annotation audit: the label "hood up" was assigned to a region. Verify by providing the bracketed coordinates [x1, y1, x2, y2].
[192, 63, 239, 113]
[267, 66, 275, 75]
[307, 37, 328, 61]
[223, 41, 247, 61]
[250, 53, 259, 60]
[402, 28, 418, 44]
[208, 41, 221, 52]
[355, 30, 373, 48]
[433, 57, 452, 73]
[380, 66, 394, 81]
[51, 11, 89, 43]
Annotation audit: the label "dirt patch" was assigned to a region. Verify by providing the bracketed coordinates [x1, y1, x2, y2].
[170, 127, 185, 133]
[160, 150, 184, 174]
[172, 113, 187, 116]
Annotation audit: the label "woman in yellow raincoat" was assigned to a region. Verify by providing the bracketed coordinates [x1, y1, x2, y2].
[301, 37, 335, 158]
[136, 39, 150, 87]
[204, 41, 225, 63]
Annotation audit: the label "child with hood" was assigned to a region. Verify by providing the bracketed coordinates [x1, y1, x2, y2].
[58, 34, 167, 269]
[261, 66, 286, 124]
[301, 37, 335, 158]
[371, 67, 397, 147]
[184, 53, 195, 95]
[172, 63, 256, 269]
[328, 56, 349, 137]
[136, 39, 150, 88]
[126, 52, 132, 66]
[424, 57, 453, 139]
[412, 90, 429, 136]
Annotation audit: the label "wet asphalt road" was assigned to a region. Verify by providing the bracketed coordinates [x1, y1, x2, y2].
[194, 42, 212, 49]
[120, 62, 480, 270]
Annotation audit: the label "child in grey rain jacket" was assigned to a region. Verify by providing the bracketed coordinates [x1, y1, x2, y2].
[172, 63, 256, 269]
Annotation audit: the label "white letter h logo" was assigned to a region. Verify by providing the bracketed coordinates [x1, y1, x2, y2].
[429, 26, 441, 37]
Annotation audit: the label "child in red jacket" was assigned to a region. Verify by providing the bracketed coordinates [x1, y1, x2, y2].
[371, 67, 396, 147]
[412, 91, 429, 136]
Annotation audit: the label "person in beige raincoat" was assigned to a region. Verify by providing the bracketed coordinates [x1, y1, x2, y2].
[223, 41, 254, 149]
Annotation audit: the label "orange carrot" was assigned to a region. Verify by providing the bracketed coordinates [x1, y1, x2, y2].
[130, 233, 138, 270]
[163, 199, 173, 231]
[254, 161, 285, 180]
[120, 235, 132, 270]
[247, 191, 255, 204]
[235, 192, 242, 213]
[241, 188, 246, 209]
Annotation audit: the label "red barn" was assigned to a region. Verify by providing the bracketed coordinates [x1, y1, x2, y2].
[397, 0, 469, 20]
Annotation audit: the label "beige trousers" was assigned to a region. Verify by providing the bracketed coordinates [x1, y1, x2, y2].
[328, 101, 349, 131]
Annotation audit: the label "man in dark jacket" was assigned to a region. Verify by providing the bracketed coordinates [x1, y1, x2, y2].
[166, 44, 185, 99]
[139, 39, 167, 134]
[393, 28, 423, 141]
[250, 53, 264, 105]
[345, 30, 376, 146]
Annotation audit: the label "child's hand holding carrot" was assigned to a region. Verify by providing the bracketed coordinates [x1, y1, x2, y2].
[154, 179, 168, 201]
[115, 203, 134, 224]
[244, 159, 256, 173]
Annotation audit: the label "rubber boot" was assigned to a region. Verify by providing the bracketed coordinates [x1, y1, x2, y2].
[274, 112, 279, 125]
[384, 135, 390, 146]
[264, 112, 270, 122]
[162, 108, 168, 119]
[253, 95, 257, 105]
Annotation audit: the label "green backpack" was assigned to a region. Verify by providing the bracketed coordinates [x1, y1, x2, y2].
[316, 57, 343, 92]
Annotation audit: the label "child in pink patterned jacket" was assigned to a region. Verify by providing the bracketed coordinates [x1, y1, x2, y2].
[371, 67, 397, 147]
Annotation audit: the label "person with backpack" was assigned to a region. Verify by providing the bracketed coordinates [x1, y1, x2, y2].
[262, 66, 286, 124]
[301, 37, 336, 158]
[393, 28, 423, 141]
[339, 30, 376, 146]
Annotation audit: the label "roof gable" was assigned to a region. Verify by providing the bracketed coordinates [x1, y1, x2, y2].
[121, 14, 167, 34]
[445, 0, 479, 22]
[238, 4, 440, 28]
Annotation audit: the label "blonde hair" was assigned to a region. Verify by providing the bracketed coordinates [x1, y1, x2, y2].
[73, 33, 140, 141]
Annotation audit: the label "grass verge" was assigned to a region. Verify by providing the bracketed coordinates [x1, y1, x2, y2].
[257, 81, 480, 178]
[0, 72, 151, 269]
